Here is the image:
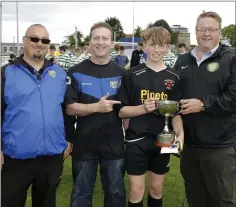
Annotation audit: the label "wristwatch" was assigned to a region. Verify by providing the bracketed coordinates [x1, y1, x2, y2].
[200, 101, 205, 111]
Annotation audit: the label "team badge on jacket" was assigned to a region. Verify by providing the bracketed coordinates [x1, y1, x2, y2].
[207, 62, 219, 72]
[48, 70, 56, 78]
[110, 80, 121, 89]
[164, 79, 175, 90]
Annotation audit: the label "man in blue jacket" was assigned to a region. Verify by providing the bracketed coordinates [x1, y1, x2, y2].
[1, 24, 72, 207]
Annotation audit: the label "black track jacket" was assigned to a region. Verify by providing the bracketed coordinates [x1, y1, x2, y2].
[174, 44, 236, 147]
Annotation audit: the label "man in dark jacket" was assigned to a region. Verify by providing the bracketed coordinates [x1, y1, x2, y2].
[1, 24, 73, 207]
[130, 41, 145, 68]
[174, 11, 236, 207]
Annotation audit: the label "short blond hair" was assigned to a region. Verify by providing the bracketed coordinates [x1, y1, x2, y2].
[196, 11, 222, 29]
[141, 27, 171, 44]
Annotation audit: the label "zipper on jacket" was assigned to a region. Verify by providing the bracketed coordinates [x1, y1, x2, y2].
[36, 72, 45, 153]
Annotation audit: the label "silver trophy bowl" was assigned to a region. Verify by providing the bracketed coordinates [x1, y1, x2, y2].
[155, 100, 179, 147]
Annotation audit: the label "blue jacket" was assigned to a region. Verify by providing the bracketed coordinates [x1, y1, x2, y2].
[1, 57, 68, 159]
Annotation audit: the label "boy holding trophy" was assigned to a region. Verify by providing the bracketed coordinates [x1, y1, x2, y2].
[116, 27, 184, 207]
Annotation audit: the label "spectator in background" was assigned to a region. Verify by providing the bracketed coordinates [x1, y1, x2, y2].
[110, 43, 120, 61]
[58, 45, 72, 72]
[114, 46, 129, 68]
[64, 45, 73, 57]
[130, 41, 144, 68]
[70, 45, 91, 67]
[46, 44, 58, 64]
[162, 47, 177, 68]
[178, 43, 187, 56]
[19, 47, 24, 55]
[8, 53, 16, 64]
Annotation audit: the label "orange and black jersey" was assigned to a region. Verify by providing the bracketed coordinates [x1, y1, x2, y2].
[116, 63, 181, 141]
[65, 59, 126, 159]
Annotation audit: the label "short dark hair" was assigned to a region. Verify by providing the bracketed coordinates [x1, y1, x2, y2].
[178, 43, 186, 48]
[120, 46, 125, 51]
[114, 44, 120, 51]
[59, 45, 66, 52]
[63, 45, 69, 50]
[138, 41, 143, 46]
[49, 44, 56, 50]
[10, 53, 16, 59]
[89, 22, 113, 40]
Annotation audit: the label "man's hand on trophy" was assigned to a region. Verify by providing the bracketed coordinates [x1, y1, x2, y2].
[180, 99, 203, 115]
[144, 98, 156, 113]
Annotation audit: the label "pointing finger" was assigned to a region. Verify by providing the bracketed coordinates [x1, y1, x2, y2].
[109, 100, 121, 105]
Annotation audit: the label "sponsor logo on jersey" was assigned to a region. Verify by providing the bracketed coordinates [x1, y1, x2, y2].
[140, 90, 168, 104]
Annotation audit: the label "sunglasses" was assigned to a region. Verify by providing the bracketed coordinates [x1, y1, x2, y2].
[24, 36, 51, 44]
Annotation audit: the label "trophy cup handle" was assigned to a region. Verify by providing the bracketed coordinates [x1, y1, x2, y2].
[170, 103, 183, 117]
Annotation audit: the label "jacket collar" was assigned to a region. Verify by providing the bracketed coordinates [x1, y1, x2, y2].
[14, 54, 53, 74]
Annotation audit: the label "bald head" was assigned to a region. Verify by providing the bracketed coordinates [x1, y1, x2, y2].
[25, 24, 49, 37]
[23, 24, 50, 61]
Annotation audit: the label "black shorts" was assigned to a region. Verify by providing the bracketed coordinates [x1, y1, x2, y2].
[125, 136, 170, 175]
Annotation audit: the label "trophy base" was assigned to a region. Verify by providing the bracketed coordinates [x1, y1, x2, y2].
[155, 133, 175, 148]
[154, 141, 174, 148]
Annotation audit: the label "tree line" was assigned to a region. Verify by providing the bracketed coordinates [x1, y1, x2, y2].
[63, 16, 236, 48]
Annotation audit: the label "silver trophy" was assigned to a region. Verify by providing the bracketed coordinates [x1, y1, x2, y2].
[154, 100, 181, 148]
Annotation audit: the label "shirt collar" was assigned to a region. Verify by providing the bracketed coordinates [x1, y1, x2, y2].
[191, 44, 219, 58]
[14, 55, 53, 74]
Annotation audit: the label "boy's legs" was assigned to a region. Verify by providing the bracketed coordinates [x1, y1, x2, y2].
[126, 138, 150, 207]
[128, 174, 146, 207]
[147, 172, 166, 207]
[147, 137, 170, 207]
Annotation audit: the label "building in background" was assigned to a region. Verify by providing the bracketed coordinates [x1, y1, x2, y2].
[170, 25, 191, 49]
[1, 42, 60, 56]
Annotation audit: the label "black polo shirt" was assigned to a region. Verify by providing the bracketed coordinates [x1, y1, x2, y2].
[65, 59, 125, 159]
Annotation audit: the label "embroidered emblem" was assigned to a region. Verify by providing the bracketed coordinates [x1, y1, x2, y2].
[48, 70, 56, 78]
[207, 62, 219, 72]
[110, 80, 121, 89]
[164, 79, 175, 90]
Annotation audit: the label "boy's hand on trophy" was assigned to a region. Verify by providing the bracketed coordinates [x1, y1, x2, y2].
[144, 98, 156, 113]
